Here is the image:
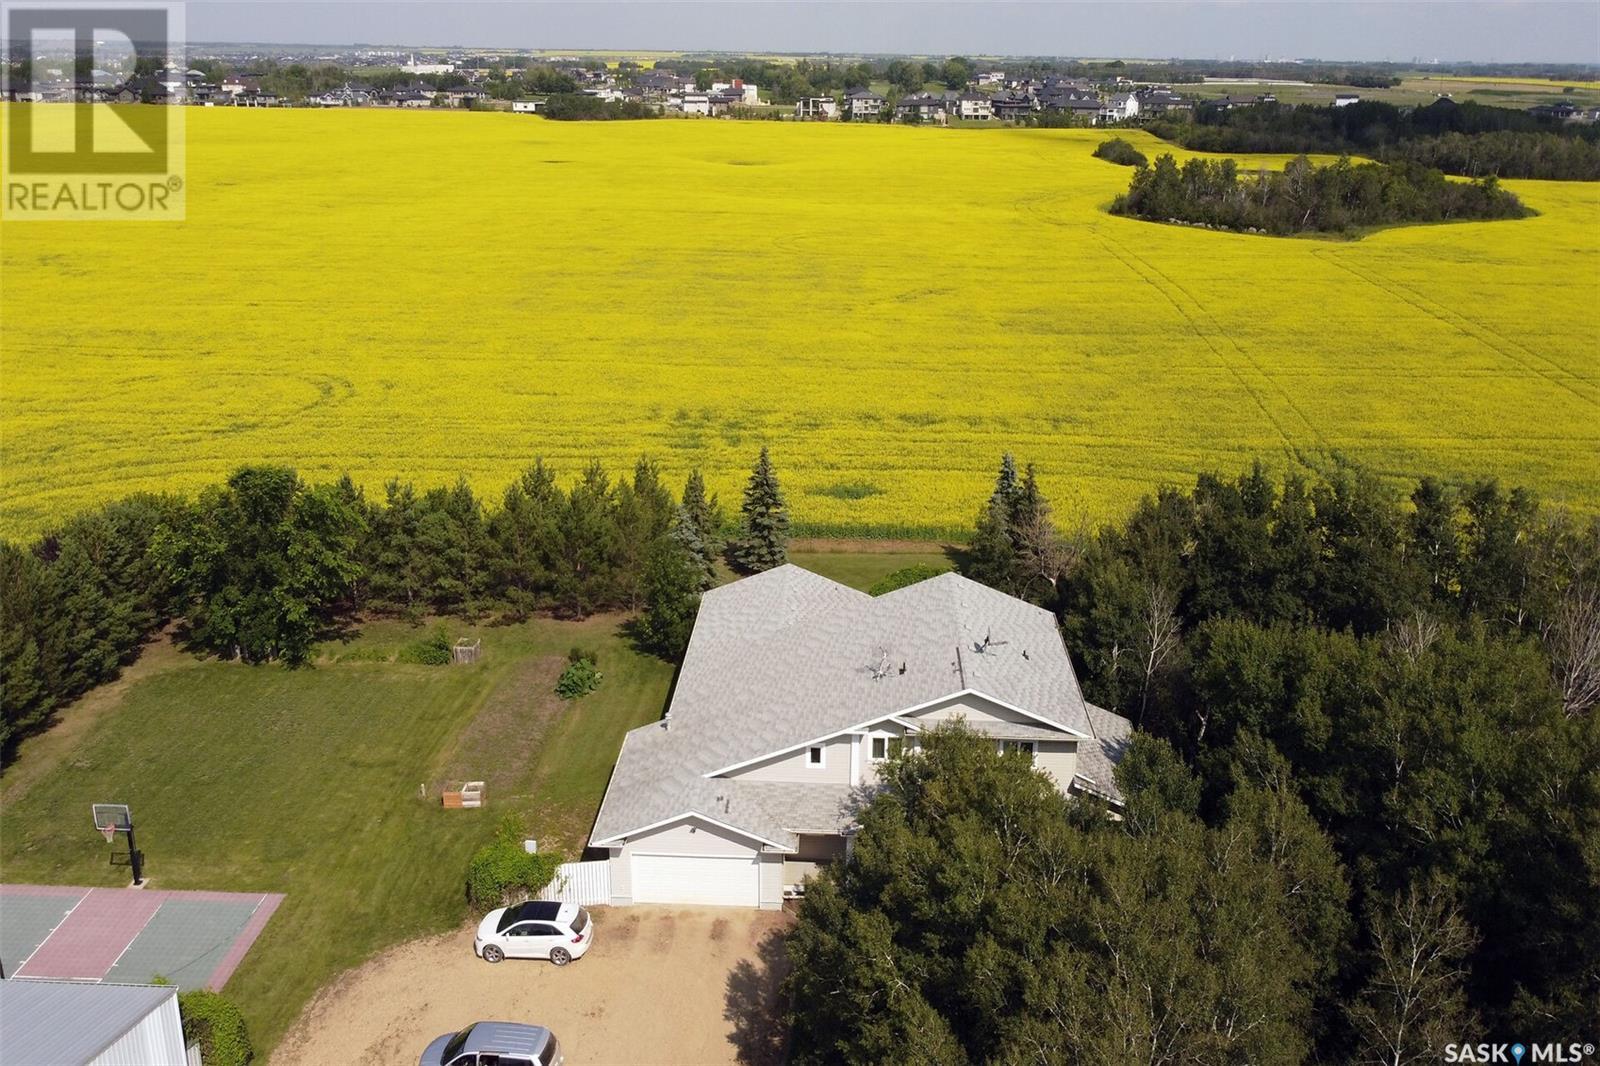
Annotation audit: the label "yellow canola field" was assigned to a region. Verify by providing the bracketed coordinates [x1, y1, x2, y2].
[1, 107, 1597, 538]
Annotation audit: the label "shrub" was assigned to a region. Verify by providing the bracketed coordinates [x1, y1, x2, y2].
[868, 564, 949, 596]
[556, 654, 602, 699]
[397, 625, 451, 666]
[466, 815, 563, 912]
[1093, 137, 1148, 166]
[179, 990, 253, 1066]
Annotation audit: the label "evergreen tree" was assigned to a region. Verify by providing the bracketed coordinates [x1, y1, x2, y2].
[554, 461, 620, 615]
[680, 468, 724, 586]
[732, 447, 789, 573]
[637, 523, 703, 659]
[963, 494, 1015, 592]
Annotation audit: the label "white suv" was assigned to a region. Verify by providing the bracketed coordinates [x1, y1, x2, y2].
[475, 901, 594, 966]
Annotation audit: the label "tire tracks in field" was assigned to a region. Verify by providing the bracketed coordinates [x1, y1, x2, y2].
[1312, 248, 1599, 411]
[1094, 231, 1328, 466]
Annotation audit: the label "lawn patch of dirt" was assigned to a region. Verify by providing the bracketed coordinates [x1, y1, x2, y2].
[428, 655, 566, 802]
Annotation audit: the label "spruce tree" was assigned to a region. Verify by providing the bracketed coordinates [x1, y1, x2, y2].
[680, 469, 723, 588]
[964, 494, 1016, 593]
[733, 447, 790, 573]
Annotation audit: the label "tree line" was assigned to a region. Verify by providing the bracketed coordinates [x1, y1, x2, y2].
[0, 450, 795, 757]
[784, 456, 1599, 1060]
[1111, 153, 1529, 235]
[1148, 98, 1600, 181]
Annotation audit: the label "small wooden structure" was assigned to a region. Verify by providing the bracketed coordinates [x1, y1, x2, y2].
[442, 781, 485, 809]
[452, 638, 482, 665]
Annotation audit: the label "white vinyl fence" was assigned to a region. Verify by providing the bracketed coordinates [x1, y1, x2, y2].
[538, 860, 611, 906]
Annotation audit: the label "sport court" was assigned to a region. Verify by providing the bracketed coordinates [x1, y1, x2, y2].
[0, 884, 282, 989]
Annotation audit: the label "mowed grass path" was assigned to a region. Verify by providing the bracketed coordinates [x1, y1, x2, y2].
[0, 616, 675, 1053]
[2, 108, 1597, 538]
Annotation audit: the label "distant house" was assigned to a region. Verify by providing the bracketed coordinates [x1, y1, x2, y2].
[1210, 93, 1276, 111]
[990, 90, 1036, 121]
[1099, 92, 1140, 123]
[1333, 93, 1361, 107]
[234, 87, 281, 107]
[895, 91, 948, 124]
[846, 89, 886, 120]
[393, 89, 433, 108]
[1528, 101, 1579, 121]
[794, 96, 837, 120]
[99, 83, 141, 104]
[679, 91, 712, 116]
[711, 79, 760, 106]
[1135, 86, 1193, 115]
[511, 99, 545, 114]
[954, 91, 995, 121]
[589, 567, 1133, 909]
[310, 82, 374, 107]
[442, 85, 487, 106]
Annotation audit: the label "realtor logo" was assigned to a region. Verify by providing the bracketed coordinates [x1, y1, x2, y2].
[2, 1, 186, 219]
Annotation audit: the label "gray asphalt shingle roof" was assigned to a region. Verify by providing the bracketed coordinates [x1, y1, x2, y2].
[591, 566, 1129, 847]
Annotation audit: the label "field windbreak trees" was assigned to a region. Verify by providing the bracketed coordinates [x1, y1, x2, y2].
[733, 447, 789, 573]
[158, 465, 365, 665]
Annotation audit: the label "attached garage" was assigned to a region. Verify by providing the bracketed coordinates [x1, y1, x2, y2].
[631, 853, 761, 907]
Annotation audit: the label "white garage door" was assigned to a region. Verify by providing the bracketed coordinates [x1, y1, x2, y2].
[632, 854, 760, 907]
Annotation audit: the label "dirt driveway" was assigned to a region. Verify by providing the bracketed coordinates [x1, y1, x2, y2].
[273, 906, 793, 1066]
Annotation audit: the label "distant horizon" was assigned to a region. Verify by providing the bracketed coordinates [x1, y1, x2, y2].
[179, 2, 1600, 66]
[177, 41, 1600, 69]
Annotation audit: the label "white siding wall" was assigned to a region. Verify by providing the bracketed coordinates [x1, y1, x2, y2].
[759, 853, 785, 910]
[908, 693, 1042, 729]
[728, 735, 852, 784]
[620, 818, 760, 858]
[91, 995, 185, 1066]
[1034, 740, 1079, 790]
[858, 721, 911, 786]
[608, 845, 632, 904]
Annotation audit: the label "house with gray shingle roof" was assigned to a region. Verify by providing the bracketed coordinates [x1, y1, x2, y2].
[590, 565, 1133, 909]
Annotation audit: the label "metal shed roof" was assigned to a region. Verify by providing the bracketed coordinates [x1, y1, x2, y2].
[0, 980, 177, 1065]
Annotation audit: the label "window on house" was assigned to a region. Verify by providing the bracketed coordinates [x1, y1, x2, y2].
[870, 736, 903, 761]
[1001, 740, 1036, 757]
[807, 746, 825, 767]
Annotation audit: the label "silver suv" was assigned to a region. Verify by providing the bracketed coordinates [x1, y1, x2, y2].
[420, 1021, 562, 1066]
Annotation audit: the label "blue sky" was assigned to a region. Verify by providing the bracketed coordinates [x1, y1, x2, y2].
[187, 2, 1600, 64]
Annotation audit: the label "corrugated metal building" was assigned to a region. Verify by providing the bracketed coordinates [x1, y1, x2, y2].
[0, 980, 186, 1065]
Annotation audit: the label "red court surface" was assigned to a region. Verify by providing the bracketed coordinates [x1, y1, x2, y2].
[0, 884, 282, 990]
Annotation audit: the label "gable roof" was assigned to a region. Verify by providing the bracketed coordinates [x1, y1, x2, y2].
[592, 567, 1122, 846]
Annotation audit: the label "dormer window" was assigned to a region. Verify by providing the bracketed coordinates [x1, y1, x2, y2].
[807, 746, 825, 768]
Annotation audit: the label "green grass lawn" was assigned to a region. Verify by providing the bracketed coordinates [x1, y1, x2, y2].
[0, 548, 962, 1053]
[788, 549, 956, 591]
[0, 614, 674, 1053]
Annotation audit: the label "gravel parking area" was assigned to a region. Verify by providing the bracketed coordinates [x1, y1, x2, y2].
[273, 906, 793, 1066]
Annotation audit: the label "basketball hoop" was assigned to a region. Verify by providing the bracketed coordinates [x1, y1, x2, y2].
[101, 824, 117, 844]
